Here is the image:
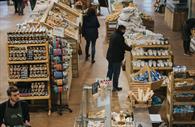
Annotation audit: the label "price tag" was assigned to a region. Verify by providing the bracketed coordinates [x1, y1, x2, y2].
[53, 27, 64, 37]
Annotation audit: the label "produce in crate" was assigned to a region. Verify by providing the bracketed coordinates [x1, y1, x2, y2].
[132, 67, 163, 82]
[128, 88, 154, 103]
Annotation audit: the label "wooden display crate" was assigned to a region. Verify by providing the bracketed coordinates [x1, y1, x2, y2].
[105, 21, 117, 43]
[128, 92, 152, 108]
[66, 37, 79, 78]
[142, 18, 154, 32]
[166, 72, 195, 127]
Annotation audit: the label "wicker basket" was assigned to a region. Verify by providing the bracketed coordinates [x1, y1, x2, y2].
[130, 66, 164, 90]
[173, 112, 194, 121]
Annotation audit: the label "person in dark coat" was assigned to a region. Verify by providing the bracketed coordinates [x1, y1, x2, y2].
[0, 86, 31, 127]
[183, 18, 195, 56]
[82, 7, 100, 63]
[106, 25, 132, 91]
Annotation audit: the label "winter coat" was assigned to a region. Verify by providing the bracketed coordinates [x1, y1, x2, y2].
[183, 18, 195, 41]
[106, 30, 132, 63]
[82, 15, 100, 41]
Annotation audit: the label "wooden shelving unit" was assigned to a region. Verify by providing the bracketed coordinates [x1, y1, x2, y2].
[105, 21, 117, 43]
[7, 32, 51, 115]
[166, 72, 195, 127]
[41, 2, 81, 78]
[125, 44, 173, 84]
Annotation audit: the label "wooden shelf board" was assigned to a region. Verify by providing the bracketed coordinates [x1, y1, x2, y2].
[135, 45, 170, 48]
[20, 95, 49, 100]
[167, 96, 171, 104]
[8, 60, 48, 64]
[133, 56, 171, 59]
[167, 85, 171, 93]
[173, 101, 195, 105]
[173, 90, 195, 94]
[8, 77, 49, 82]
[167, 114, 171, 122]
[133, 67, 172, 70]
[172, 121, 195, 124]
[8, 43, 47, 47]
[174, 78, 194, 82]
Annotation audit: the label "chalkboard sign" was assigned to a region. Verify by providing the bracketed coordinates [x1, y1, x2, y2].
[92, 82, 99, 95]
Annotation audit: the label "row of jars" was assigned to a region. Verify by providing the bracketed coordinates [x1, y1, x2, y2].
[9, 47, 47, 61]
[9, 64, 48, 79]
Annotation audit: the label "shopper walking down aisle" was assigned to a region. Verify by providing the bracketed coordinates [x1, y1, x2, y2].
[0, 86, 31, 127]
[106, 25, 132, 91]
[183, 18, 195, 56]
[82, 7, 100, 63]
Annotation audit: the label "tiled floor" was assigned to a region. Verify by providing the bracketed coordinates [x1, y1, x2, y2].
[0, 0, 195, 126]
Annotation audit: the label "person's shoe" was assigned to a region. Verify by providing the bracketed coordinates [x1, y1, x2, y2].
[189, 51, 194, 54]
[184, 52, 192, 56]
[91, 60, 95, 64]
[113, 87, 122, 91]
[116, 87, 122, 91]
[112, 88, 117, 92]
[85, 54, 90, 61]
[15, 10, 18, 14]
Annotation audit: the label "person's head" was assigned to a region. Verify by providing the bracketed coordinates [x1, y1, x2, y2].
[87, 7, 96, 16]
[7, 86, 20, 103]
[116, 25, 126, 34]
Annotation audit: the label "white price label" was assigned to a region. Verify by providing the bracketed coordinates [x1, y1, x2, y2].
[53, 27, 64, 37]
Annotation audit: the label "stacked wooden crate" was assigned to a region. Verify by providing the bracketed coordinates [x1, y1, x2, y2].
[105, 21, 117, 43]
[66, 37, 79, 78]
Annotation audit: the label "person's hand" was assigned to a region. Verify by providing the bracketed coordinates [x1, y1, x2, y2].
[24, 120, 31, 127]
[1, 123, 6, 127]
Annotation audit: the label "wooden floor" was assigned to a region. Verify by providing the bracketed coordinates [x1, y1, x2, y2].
[0, 0, 195, 126]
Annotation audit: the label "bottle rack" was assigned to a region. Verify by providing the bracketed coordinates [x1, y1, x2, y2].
[166, 72, 195, 127]
[7, 29, 51, 115]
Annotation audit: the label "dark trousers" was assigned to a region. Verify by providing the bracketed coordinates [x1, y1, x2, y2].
[85, 39, 96, 60]
[183, 39, 190, 53]
[17, 0, 24, 15]
[13, 0, 18, 13]
[30, 0, 37, 10]
[106, 62, 122, 88]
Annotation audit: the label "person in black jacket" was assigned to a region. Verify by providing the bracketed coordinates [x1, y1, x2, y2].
[82, 7, 100, 63]
[183, 18, 195, 56]
[106, 25, 132, 91]
[0, 86, 31, 127]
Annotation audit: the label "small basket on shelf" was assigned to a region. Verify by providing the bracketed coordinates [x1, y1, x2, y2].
[173, 112, 194, 121]
[174, 81, 194, 91]
[174, 94, 194, 102]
